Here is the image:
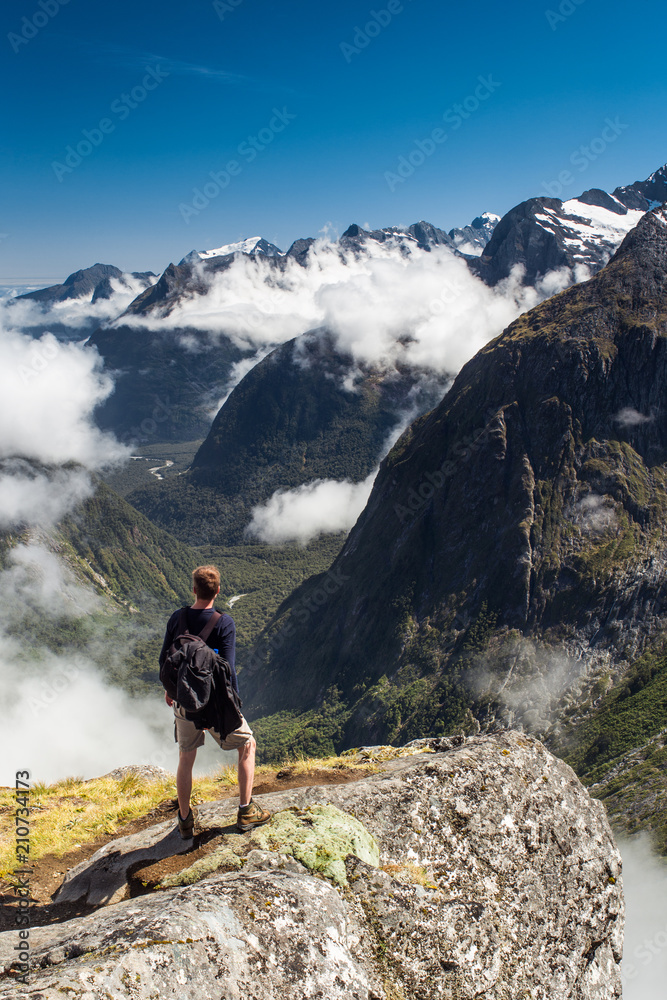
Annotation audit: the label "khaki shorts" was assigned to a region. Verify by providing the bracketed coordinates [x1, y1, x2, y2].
[173, 703, 254, 753]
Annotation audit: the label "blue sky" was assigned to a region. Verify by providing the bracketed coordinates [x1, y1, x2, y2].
[2, 0, 666, 281]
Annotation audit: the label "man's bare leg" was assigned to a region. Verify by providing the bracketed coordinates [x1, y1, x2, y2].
[237, 737, 256, 805]
[177, 747, 197, 818]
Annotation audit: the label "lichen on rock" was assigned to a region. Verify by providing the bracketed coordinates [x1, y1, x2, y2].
[252, 803, 380, 885]
[159, 804, 378, 890]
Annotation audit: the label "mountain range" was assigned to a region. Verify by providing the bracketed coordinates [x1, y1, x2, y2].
[7, 161, 667, 852]
[238, 205, 667, 850]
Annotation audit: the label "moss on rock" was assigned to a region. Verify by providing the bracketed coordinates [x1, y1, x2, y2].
[157, 804, 379, 891]
[253, 804, 379, 886]
[159, 846, 244, 888]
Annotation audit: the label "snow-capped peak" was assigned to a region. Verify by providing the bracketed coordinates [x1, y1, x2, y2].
[182, 237, 284, 264]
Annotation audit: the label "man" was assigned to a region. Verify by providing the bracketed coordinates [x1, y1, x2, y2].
[159, 564, 271, 838]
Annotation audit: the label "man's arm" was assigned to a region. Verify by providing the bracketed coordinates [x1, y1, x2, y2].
[216, 615, 239, 694]
[159, 612, 178, 705]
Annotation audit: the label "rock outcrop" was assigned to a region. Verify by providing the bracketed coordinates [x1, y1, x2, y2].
[0, 733, 624, 999]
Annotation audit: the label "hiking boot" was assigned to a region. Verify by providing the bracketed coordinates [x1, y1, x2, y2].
[237, 799, 271, 833]
[177, 806, 197, 840]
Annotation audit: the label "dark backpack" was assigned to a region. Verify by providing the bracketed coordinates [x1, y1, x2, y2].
[160, 608, 244, 738]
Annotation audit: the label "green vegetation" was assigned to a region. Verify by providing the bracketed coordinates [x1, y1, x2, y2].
[89, 321, 245, 443]
[563, 643, 667, 782]
[101, 440, 202, 498]
[253, 804, 379, 886]
[0, 755, 371, 879]
[124, 337, 445, 546]
[252, 689, 348, 763]
[159, 844, 244, 886]
[592, 739, 667, 854]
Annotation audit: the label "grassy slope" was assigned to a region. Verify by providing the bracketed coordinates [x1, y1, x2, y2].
[0, 754, 370, 879]
[556, 641, 667, 852]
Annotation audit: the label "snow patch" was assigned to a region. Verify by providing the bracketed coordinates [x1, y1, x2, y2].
[562, 200, 644, 239]
[192, 237, 283, 260]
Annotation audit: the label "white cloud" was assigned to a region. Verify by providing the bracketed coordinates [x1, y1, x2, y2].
[0, 288, 197, 785]
[0, 539, 232, 784]
[614, 407, 654, 429]
[619, 835, 667, 999]
[116, 239, 585, 380]
[0, 635, 176, 785]
[466, 637, 589, 735]
[208, 346, 274, 417]
[0, 464, 92, 530]
[0, 329, 127, 469]
[110, 238, 589, 463]
[0, 542, 185, 785]
[0, 542, 100, 617]
[245, 470, 377, 545]
[0, 273, 154, 335]
[574, 493, 618, 534]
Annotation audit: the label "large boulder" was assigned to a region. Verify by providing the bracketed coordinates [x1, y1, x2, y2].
[0, 732, 623, 999]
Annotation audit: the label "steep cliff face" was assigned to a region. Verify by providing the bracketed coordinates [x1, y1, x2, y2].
[470, 192, 643, 286]
[0, 734, 624, 1000]
[129, 331, 447, 544]
[243, 208, 667, 756]
[88, 321, 247, 443]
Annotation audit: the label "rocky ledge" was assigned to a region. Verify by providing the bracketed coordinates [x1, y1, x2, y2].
[0, 732, 623, 999]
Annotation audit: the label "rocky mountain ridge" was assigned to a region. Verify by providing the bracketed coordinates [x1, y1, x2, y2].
[15, 263, 156, 305]
[241, 207, 667, 781]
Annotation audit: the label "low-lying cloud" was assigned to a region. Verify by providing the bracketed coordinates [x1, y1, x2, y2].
[0, 463, 92, 530]
[0, 273, 155, 337]
[117, 239, 586, 379]
[574, 493, 619, 535]
[149, 239, 586, 542]
[245, 470, 377, 545]
[0, 328, 126, 469]
[619, 835, 667, 999]
[614, 407, 655, 429]
[467, 636, 589, 735]
[0, 544, 172, 785]
[0, 310, 175, 785]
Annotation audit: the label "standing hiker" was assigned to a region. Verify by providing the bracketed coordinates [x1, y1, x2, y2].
[159, 564, 271, 838]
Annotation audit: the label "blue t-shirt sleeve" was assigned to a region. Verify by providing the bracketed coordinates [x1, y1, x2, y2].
[216, 614, 239, 694]
[158, 610, 180, 669]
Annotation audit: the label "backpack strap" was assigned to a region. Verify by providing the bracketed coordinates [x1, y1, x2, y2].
[197, 610, 222, 644]
[177, 607, 189, 635]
